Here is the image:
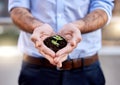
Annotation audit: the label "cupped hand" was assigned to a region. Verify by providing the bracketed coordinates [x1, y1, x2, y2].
[54, 23, 82, 67]
[31, 24, 56, 65]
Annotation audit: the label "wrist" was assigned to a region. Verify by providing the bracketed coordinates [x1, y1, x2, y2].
[32, 22, 44, 33]
[72, 20, 85, 33]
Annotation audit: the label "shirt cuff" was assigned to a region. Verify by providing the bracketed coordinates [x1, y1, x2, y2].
[89, 1, 114, 25]
[90, 7, 112, 25]
[8, 0, 30, 11]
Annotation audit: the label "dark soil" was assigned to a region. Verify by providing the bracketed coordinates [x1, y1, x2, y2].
[44, 35, 67, 52]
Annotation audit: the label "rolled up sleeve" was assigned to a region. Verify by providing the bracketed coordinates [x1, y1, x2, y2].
[89, 0, 114, 25]
[8, 0, 30, 11]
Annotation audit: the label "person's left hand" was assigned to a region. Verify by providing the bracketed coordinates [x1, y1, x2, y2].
[54, 23, 82, 68]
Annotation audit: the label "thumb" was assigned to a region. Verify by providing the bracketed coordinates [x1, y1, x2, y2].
[35, 40, 42, 48]
[69, 38, 77, 48]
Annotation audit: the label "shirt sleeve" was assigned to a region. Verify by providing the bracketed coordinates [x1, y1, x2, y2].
[89, 0, 114, 25]
[8, 0, 30, 11]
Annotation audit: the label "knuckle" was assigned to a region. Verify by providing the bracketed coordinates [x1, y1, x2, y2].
[31, 35, 36, 41]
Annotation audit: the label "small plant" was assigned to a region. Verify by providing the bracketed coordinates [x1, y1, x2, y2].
[51, 40, 59, 47]
[51, 35, 63, 47]
[44, 35, 67, 52]
[53, 35, 63, 40]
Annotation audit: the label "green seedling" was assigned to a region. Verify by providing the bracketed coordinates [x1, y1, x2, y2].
[53, 35, 63, 41]
[51, 40, 59, 47]
[51, 35, 63, 47]
[44, 35, 67, 52]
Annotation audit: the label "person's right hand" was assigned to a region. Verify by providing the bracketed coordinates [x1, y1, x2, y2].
[31, 24, 56, 65]
[54, 23, 82, 67]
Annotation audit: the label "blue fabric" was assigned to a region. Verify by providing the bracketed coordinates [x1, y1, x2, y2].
[8, 0, 114, 58]
[19, 61, 105, 85]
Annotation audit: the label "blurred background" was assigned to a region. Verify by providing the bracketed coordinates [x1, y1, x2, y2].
[0, 0, 120, 85]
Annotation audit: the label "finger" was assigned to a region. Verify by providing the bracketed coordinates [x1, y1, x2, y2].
[35, 40, 42, 48]
[56, 43, 74, 57]
[31, 33, 40, 42]
[67, 33, 81, 50]
[56, 62, 62, 68]
[54, 54, 68, 64]
[31, 32, 50, 43]
[37, 42, 56, 63]
[54, 54, 68, 68]
[40, 51, 56, 65]
[39, 34, 50, 41]
[69, 40, 76, 48]
[72, 30, 82, 43]
[41, 43, 56, 58]
[42, 45, 56, 58]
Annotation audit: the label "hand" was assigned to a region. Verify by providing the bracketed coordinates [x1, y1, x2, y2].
[31, 24, 56, 65]
[54, 23, 82, 67]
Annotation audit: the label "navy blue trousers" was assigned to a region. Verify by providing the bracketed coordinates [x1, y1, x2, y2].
[18, 61, 105, 85]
